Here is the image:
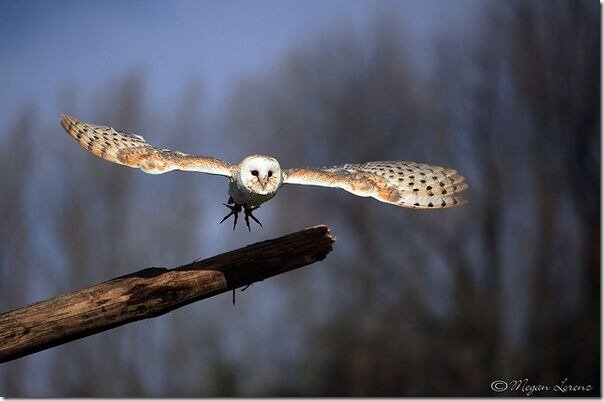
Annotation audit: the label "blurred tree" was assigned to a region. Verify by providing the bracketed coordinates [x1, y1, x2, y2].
[499, 0, 599, 388]
[0, 104, 37, 394]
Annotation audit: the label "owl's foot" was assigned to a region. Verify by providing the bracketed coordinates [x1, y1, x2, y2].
[219, 202, 263, 231]
[219, 203, 242, 230]
[244, 205, 263, 232]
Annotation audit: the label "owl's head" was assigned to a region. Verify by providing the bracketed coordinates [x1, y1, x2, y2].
[238, 155, 282, 195]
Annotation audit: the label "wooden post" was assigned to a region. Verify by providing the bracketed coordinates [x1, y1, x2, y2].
[0, 225, 334, 363]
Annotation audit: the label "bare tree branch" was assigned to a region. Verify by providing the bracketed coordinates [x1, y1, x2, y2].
[0, 225, 335, 363]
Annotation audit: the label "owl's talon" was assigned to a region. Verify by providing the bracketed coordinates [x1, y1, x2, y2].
[220, 203, 262, 231]
[243, 205, 262, 232]
[219, 203, 242, 230]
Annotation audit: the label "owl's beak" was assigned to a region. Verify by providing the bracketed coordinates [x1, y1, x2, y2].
[257, 175, 268, 189]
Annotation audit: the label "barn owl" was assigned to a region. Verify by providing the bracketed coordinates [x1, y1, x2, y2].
[60, 115, 468, 230]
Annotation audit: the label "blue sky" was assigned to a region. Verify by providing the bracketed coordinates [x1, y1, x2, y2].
[0, 0, 483, 125]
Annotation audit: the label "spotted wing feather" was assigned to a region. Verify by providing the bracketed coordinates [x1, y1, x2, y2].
[60, 114, 233, 176]
[283, 161, 468, 209]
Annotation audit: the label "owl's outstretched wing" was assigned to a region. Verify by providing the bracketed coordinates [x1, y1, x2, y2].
[283, 161, 468, 209]
[60, 114, 233, 177]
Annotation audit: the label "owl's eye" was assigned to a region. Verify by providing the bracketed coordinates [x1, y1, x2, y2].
[251, 170, 259, 176]
[268, 170, 273, 177]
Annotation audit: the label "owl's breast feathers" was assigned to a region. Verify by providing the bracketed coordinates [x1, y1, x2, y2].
[228, 177, 280, 207]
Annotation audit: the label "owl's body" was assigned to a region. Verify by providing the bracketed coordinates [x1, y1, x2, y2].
[228, 179, 277, 207]
[60, 115, 468, 230]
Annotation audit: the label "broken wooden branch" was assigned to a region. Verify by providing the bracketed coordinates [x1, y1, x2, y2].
[0, 225, 334, 363]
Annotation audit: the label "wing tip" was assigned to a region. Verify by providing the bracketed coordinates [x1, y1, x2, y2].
[59, 113, 75, 129]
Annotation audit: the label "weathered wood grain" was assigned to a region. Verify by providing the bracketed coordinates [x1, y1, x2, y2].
[0, 225, 334, 363]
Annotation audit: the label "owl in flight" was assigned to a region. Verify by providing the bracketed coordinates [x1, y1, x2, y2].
[60, 115, 468, 230]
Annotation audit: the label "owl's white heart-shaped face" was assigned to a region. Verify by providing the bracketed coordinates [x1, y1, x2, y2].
[238, 155, 282, 195]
